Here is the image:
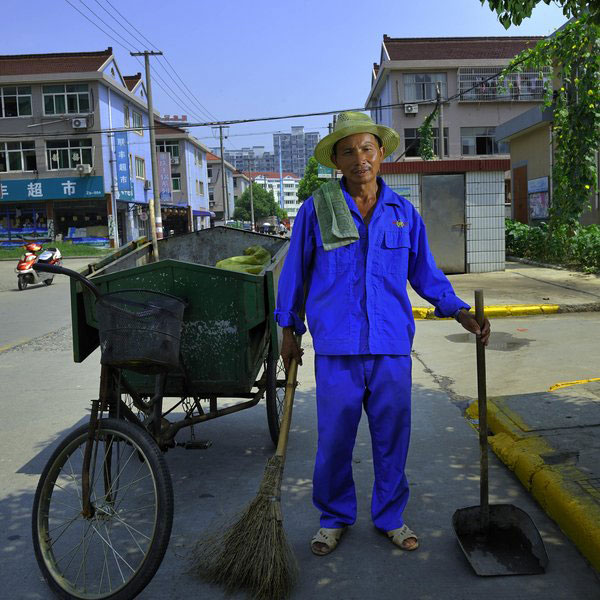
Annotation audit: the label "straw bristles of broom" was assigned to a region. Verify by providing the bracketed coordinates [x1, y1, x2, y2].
[190, 454, 298, 600]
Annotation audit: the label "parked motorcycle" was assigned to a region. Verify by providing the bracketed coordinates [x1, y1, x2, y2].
[15, 242, 62, 290]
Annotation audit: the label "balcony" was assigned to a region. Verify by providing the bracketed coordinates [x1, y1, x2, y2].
[458, 67, 551, 102]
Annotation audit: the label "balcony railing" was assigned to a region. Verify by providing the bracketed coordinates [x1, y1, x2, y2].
[458, 66, 551, 102]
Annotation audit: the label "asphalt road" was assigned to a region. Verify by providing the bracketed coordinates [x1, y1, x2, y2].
[0, 258, 92, 351]
[0, 261, 599, 599]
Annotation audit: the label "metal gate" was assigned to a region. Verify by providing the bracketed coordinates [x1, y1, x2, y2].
[421, 174, 466, 274]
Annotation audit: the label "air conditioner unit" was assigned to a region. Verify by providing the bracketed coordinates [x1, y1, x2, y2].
[144, 180, 152, 190]
[404, 104, 419, 115]
[170, 156, 180, 165]
[76, 163, 92, 175]
[72, 117, 88, 129]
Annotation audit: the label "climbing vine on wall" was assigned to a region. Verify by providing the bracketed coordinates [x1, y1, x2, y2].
[499, 14, 599, 229]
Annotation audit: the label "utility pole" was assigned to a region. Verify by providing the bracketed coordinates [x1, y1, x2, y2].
[213, 125, 230, 224]
[249, 156, 255, 231]
[131, 50, 163, 258]
[436, 82, 444, 160]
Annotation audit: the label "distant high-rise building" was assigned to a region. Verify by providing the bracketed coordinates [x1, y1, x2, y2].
[211, 146, 276, 173]
[273, 126, 320, 177]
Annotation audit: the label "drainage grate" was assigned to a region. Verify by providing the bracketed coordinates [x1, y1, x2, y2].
[577, 478, 600, 505]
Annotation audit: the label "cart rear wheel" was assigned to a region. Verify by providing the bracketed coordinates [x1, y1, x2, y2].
[32, 418, 173, 600]
[266, 349, 286, 446]
[43, 277, 53, 286]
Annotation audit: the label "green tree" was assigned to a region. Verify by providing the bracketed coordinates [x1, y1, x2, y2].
[481, 0, 599, 27]
[297, 157, 327, 203]
[489, 8, 599, 230]
[233, 183, 287, 221]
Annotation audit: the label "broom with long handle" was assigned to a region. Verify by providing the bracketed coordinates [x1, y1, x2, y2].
[191, 337, 302, 600]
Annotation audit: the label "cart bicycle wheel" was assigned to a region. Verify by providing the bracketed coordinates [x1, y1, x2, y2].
[266, 348, 286, 446]
[32, 418, 173, 600]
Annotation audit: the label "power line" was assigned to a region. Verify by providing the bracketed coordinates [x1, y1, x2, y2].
[0, 41, 546, 142]
[66, 0, 212, 124]
[91, 0, 217, 122]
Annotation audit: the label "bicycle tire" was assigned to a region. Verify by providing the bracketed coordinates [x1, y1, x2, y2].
[265, 347, 286, 447]
[32, 418, 173, 600]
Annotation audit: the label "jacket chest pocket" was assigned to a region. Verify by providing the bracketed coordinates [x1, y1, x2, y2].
[381, 229, 410, 274]
[316, 240, 358, 273]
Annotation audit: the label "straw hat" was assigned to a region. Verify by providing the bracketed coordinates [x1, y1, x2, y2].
[313, 111, 400, 169]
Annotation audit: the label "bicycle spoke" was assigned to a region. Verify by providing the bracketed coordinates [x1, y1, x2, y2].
[103, 510, 152, 543]
[47, 513, 81, 535]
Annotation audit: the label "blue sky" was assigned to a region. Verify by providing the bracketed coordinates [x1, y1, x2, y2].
[5, 0, 568, 153]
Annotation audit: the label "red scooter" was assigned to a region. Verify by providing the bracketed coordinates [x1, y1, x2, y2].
[15, 242, 62, 290]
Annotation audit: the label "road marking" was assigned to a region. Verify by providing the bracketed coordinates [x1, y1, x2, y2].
[0, 338, 33, 354]
[548, 378, 600, 392]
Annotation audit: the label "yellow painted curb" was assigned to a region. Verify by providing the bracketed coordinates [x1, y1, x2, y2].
[412, 304, 560, 320]
[466, 398, 600, 571]
[549, 377, 600, 392]
[0, 338, 31, 354]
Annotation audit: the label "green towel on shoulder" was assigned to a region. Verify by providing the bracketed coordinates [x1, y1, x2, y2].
[313, 180, 359, 251]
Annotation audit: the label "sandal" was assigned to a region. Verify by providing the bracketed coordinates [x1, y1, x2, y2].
[387, 524, 419, 551]
[310, 526, 347, 556]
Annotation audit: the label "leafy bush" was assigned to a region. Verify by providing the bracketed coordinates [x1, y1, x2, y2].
[505, 219, 600, 273]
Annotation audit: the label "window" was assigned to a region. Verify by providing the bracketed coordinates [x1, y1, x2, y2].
[135, 156, 145, 179]
[124, 105, 130, 128]
[461, 127, 508, 155]
[404, 73, 447, 102]
[207, 166, 213, 179]
[156, 140, 179, 159]
[43, 84, 90, 115]
[404, 128, 448, 157]
[0, 87, 32, 118]
[172, 174, 181, 191]
[0, 141, 37, 172]
[46, 138, 93, 170]
[195, 149, 203, 165]
[196, 180, 204, 195]
[458, 67, 551, 101]
[132, 110, 143, 135]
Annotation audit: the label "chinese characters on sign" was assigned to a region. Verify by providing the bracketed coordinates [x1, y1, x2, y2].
[114, 131, 133, 200]
[157, 152, 172, 201]
[0, 176, 104, 201]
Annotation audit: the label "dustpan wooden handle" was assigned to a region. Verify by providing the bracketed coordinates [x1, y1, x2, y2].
[275, 335, 302, 459]
[475, 290, 489, 530]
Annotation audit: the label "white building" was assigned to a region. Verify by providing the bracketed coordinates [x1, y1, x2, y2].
[250, 171, 301, 222]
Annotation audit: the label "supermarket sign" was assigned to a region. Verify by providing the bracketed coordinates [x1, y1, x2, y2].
[0, 176, 104, 202]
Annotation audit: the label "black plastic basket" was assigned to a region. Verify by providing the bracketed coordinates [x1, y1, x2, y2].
[96, 289, 186, 373]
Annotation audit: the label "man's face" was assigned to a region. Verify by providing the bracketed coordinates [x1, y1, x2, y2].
[332, 133, 384, 187]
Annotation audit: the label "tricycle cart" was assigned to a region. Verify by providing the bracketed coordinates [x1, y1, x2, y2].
[31, 227, 290, 600]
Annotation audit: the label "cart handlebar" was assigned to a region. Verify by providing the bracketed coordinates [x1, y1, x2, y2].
[33, 263, 101, 299]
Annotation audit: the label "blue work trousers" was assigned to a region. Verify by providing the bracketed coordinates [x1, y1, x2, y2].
[313, 354, 412, 532]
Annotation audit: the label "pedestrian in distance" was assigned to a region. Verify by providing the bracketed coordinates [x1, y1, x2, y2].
[275, 111, 491, 556]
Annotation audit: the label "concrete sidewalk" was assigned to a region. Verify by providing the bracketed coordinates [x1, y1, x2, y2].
[410, 260, 600, 318]
[466, 382, 600, 573]
[409, 262, 600, 572]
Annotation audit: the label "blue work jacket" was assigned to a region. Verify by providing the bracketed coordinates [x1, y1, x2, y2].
[274, 176, 469, 355]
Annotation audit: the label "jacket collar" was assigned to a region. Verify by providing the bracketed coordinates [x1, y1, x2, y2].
[339, 176, 402, 215]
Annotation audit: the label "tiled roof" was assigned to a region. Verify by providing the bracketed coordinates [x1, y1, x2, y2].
[207, 151, 221, 161]
[124, 73, 142, 91]
[0, 48, 112, 76]
[248, 171, 299, 179]
[380, 158, 510, 174]
[154, 119, 186, 135]
[382, 36, 543, 61]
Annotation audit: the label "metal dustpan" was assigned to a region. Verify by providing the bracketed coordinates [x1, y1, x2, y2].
[452, 290, 549, 576]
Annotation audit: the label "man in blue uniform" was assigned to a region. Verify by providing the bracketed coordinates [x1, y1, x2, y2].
[275, 112, 490, 556]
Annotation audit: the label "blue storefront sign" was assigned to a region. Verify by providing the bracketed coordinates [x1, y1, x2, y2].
[157, 152, 172, 202]
[114, 131, 133, 200]
[0, 176, 104, 202]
